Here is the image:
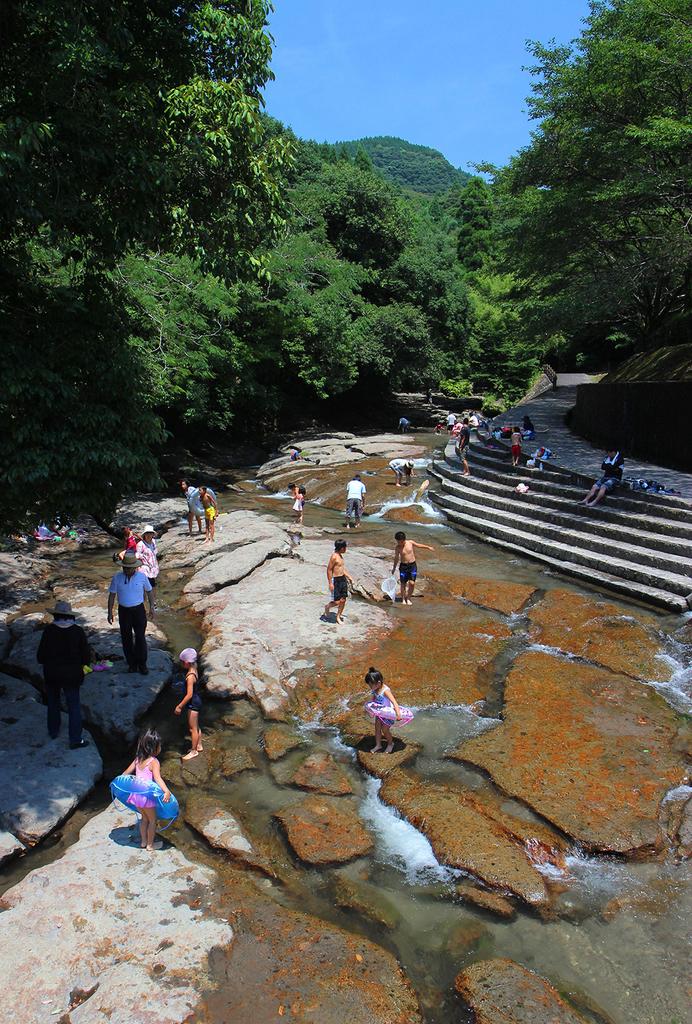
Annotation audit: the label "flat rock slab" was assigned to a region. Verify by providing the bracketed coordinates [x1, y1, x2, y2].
[79, 648, 174, 740]
[0, 551, 51, 610]
[112, 493, 186, 533]
[379, 770, 566, 909]
[356, 742, 420, 778]
[455, 959, 588, 1024]
[263, 724, 305, 761]
[288, 752, 354, 795]
[448, 575, 537, 615]
[184, 794, 273, 875]
[275, 795, 373, 865]
[0, 829, 26, 865]
[332, 873, 400, 929]
[527, 589, 668, 681]
[199, 875, 422, 1024]
[452, 650, 686, 853]
[455, 881, 516, 919]
[294, 608, 511, 724]
[0, 806, 232, 1024]
[0, 674, 102, 846]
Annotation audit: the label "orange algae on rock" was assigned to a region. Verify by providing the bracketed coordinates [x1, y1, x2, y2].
[378, 769, 566, 909]
[447, 575, 537, 615]
[275, 795, 373, 864]
[527, 589, 668, 681]
[452, 650, 686, 853]
[455, 958, 588, 1024]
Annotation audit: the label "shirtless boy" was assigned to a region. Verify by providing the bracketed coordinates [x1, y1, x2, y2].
[392, 531, 434, 606]
[199, 486, 218, 543]
[323, 540, 352, 624]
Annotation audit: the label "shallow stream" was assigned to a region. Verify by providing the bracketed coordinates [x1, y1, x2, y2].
[3, 434, 690, 1024]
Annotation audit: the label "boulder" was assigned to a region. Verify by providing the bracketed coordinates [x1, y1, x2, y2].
[356, 741, 420, 778]
[78, 649, 174, 741]
[184, 794, 273, 875]
[378, 770, 566, 909]
[0, 673, 102, 846]
[455, 959, 588, 1024]
[262, 724, 305, 761]
[275, 795, 373, 865]
[452, 650, 686, 853]
[0, 806, 233, 1024]
[0, 551, 51, 610]
[0, 829, 25, 865]
[288, 752, 354, 795]
[332, 873, 401, 929]
[527, 589, 668, 681]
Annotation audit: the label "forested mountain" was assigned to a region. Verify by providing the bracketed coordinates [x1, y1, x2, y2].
[337, 136, 471, 194]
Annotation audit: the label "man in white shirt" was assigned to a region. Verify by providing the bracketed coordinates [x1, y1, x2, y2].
[446, 412, 456, 433]
[107, 551, 156, 674]
[345, 474, 366, 528]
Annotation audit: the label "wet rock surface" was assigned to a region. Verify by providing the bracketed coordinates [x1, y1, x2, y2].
[455, 958, 588, 1024]
[455, 881, 517, 919]
[0, 807, 233, 1024]
[0, 829, 25, 865]
[448, 575, 537, 615]
[453, 650, 686, 852]
[184, 794, 274, 875]
[275, 794, 374, 864]
[0, 674, 102, 846]
[288, 751, 354, 795]
[262, 724, 305, 761]
[527, 589, 668, 681]
[356, 741, 420, 778]
[200, 873, 422, 1024]
[378, 769, 566, 908]
[332, 872, 401, 929]
[219, 745, 257, 777]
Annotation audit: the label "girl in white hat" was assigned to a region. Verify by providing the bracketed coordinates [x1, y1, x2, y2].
[175, 648, 203, 759]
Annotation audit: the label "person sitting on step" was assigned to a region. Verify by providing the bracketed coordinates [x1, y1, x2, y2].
[578, 449, 624, 507]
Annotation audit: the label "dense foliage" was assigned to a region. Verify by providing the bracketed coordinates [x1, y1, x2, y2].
[337, 136, 471, 194]
[499, 0, 691, 364]
[2, 0, 688, 531]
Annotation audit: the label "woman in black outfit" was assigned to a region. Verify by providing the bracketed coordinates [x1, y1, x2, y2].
[37, 600, 90, 749]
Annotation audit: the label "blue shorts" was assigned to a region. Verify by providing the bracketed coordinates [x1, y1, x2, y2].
[596, 476, 618, 493]
[399, 561, 417, 583]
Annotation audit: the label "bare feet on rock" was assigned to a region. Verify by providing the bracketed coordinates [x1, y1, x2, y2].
[182, 749, 199, 760]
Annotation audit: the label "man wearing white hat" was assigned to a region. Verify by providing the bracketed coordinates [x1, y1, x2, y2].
[107, 551, 155, 674]
[136, 526, 160, 588]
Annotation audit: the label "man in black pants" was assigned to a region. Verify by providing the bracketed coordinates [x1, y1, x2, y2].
[107, 550, 155, 674]
[37, 600, 91, 749]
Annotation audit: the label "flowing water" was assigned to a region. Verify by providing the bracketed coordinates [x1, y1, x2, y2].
[2, 433, 690, 1024]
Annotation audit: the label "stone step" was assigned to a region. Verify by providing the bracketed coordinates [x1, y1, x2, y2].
[431, 468, 692, 554]
[469, 438, 692, 512]
[430, 492, 692, 602]
[430, 505, 689, 613]
[433, 488, 692, 574]
[468, 442, 581, 485]
[435, 458, 692, 537]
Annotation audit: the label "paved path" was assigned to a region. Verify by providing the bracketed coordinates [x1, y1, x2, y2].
[492, 386, 692, 499]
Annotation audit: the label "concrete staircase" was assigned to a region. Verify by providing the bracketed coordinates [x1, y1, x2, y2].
[429, 441, 692, 613]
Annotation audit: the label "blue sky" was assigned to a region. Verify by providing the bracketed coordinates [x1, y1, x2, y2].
[263, 0, 592, 169]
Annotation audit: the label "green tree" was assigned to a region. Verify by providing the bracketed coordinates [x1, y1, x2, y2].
[502, 0, 692, 356]
[0, 1, 292, 530]
[457, 177, 493, 271]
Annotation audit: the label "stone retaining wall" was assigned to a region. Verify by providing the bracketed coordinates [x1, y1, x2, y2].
[572, 382, 692, 472]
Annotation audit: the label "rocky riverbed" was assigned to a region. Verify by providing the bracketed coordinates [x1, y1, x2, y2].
[0, 431, 690, 1024]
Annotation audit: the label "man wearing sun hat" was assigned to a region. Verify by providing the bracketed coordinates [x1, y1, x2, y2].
[107, 550, 156, 674]
[37, 600, 90, 748]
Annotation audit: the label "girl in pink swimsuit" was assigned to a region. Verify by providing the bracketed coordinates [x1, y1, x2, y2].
[122, 728, 171, 851]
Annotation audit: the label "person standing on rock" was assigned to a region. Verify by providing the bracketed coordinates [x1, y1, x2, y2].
[455, 417, 471, 476]
[37, 600, 90, 749]
[323, 540, 352, 624]
[446, 411, 457, 433]
[345, 473, 366, 528]
[175, 648, 203, 760]
[107, 551, 155, 674]
[180, 480, 205, 536]
[392, 531, 435, 606]
[199, 486, 218, 543]
[135, 526, 160, 590]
